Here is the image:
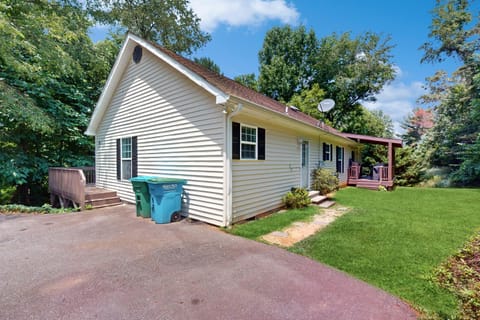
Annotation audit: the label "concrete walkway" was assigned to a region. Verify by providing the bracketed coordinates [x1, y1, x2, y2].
[0, 205, 417, 320]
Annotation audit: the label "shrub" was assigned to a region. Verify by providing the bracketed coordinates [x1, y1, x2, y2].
[311, 168, 339, 195]
[0, 186, 16, 205]
[436, 233, 480, 319]
[282, 187, 311, 209]
[0, 203, 79, 214]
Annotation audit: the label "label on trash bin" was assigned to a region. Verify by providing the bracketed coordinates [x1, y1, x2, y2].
[162, 184, 177, 191]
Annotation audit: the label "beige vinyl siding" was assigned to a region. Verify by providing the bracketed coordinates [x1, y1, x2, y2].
[95, 50, 226, 226]
[231, 113, 322, 222]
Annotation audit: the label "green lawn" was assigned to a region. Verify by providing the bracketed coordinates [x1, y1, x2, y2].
[230, 187, 480, 318]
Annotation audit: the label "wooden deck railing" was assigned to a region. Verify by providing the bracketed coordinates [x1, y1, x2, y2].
[48, 167, 94, 208]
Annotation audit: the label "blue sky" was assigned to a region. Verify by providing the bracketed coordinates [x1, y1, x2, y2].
[90, 0, 464, 134]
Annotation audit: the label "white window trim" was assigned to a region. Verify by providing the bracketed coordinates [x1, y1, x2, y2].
[121, 137, 132, 180]
[240, 124, 258, 160]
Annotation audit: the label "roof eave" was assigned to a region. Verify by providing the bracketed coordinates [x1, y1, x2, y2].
[230, 94, 359, 147]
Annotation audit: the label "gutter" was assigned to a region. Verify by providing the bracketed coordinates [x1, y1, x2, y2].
[224, 103, 243, 227]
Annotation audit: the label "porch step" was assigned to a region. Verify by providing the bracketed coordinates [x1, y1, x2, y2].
[318, 200, 336, 208]
[311, 195, 327, 204]
[308, 190, 320, 198]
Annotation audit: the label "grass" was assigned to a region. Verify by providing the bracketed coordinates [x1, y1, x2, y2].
[228, 187, 480, 318]
[227, 206, 319, 240]
[290, 187, 480, 318]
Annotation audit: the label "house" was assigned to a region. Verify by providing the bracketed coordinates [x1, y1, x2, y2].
[77, 33, 401, 227]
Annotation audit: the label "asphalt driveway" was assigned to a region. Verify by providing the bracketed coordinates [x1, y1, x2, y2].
[0, 205, 417, 320]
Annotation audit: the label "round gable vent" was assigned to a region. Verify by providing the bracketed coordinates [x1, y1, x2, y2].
[133, 45, 142, 64]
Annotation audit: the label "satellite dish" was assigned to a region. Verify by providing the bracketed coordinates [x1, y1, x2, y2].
[318, 99, 335, 113]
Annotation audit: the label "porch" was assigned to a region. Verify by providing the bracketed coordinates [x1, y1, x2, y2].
[342, 133, 403, 190]
[48, 167, 121, 209]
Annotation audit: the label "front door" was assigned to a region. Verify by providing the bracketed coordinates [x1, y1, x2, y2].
[301, 141, 309, 189]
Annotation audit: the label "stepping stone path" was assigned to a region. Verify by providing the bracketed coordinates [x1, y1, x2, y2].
[261, 206, 350, 247]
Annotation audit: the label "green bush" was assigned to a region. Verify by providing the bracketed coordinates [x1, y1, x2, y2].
[0, 186, 16, 204]
[0, 203, 79, 214]
[311, 168, 339, 195]
[282, 187, 311, 209]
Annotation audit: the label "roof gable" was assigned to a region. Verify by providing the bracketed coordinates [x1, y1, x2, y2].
[85, 33, 229, 136]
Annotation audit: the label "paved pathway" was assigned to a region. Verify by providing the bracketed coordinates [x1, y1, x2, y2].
[0, 205, 417, 319]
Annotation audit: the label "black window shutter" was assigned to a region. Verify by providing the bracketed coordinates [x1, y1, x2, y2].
[342, 147, 345, 173]
[258, 127, 265, 160]
[330, 144, 333, 161]
[116, 139, 121, 180]
[132, 136, 138, 178]
[322, 143, 327, 161]
[336, 146, 340, 172]
[232, 122, 240, 159]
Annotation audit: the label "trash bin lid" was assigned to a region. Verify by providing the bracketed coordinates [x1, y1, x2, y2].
[147, 177, 187, 184]
[129, 176, 158, 182]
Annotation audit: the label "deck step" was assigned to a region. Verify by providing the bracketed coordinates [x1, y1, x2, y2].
[311, 195, 327, 204]
[84, 187, 122, 208]
[85, 187, 118, 201]
[87, 202, 123, 209]
[85, 196, 122, 207]
[356, 181, 380, 190]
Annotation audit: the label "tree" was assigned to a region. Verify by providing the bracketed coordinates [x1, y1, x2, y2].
[87, 0, 210, 55]
[314, 32, 396, 129]
[288, 83, 327, 121]
[0, 0, 114, 203]
[420, 0, 480, 185]
[193, 57, 222, 74]
[401, 108, 434, 146]
[257, 26, 396, 131]
[234, 73, 259, 91]
[258, 25, 318, 102]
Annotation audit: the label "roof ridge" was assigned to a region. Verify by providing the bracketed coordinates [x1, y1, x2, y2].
[137, 33, 343, 137]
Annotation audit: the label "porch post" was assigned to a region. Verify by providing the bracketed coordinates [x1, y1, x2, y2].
[388, 142, 393, 181]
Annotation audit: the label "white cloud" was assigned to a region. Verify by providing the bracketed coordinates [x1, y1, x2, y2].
[189, 0, 300, 32]
[363, 80, 426, 135]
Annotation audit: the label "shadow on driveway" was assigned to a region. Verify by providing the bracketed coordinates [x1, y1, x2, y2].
[0, 205, 417, 320]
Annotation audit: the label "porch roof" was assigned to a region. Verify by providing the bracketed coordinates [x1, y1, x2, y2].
[341, 133, 403, 148]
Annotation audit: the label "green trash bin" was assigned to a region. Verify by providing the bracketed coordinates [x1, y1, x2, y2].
[130, 176, 156, 218]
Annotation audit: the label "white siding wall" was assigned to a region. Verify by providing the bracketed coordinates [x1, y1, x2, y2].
[319, 142, 354, 183]
[95, 50, 226, 226]
[231, 113, 322, 222]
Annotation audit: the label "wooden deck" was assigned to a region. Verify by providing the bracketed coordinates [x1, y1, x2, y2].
[347, 164, 394, 190]
[49, 167, 121, 209]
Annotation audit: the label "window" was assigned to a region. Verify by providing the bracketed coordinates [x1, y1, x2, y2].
[336, 146, 345, 173]
[116, 136, 138, 180]
[121, 137, 132, 180]
[323, 143, 333, 161]
[241, 125, 257, 159]
[232, 122, 265, 160]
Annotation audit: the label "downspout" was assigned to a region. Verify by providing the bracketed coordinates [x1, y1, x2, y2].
[225, 103, 243, 227]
